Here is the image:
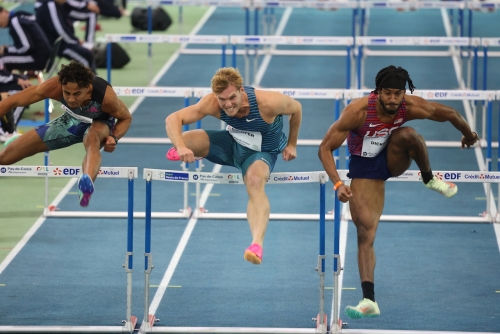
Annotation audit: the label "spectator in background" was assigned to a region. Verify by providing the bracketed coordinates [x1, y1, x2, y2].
[0, 70, 31, 142]
[64, 0, 99, 49]
[0, 6, 52, 72]
[35, 0, 96, 72]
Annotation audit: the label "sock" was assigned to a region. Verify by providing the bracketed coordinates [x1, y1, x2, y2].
[421, 170, 433, 184]
[361, 281, 375, 302]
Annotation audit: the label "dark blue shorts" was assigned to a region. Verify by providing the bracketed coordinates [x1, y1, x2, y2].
[347, 146, 393, 181]
[205, 130, 278, 177]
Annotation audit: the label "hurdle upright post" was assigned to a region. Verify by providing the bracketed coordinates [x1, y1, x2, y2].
[316, 172, 328, 333]
[331, 181, 343, 333]
[123, 168, 138, 332]
[142, 169, 156, 332]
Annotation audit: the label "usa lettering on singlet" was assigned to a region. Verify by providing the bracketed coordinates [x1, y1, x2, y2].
[220, 86, 287, 153]
[347, 92, 408, 158]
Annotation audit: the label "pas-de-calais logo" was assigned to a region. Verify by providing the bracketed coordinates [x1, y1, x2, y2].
[0, 167, 6, 173]
[193, 174, 199, 180]
[53, 168, 62, 175]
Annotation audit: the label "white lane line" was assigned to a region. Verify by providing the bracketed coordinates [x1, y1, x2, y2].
[148, 164, 222, 315]
[253, 7, 293, 86]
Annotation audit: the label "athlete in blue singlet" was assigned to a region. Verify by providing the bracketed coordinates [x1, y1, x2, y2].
[0, 61, 132, 207]
[166, 67, 302, 265]
[318, 65, 479, 319]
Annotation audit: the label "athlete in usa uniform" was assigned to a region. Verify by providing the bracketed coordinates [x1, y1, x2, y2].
[318, 65, 479, 319]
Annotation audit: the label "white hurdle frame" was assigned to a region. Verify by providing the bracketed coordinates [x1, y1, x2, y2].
[0, 166, 138, 333]
[107, 86, 500, 220]
[330, 169, 500, 334]
[141, 168, 330, 334]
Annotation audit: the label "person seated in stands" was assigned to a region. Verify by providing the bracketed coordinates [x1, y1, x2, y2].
[35, 0, 96, 72]
[63, 0, 99, 49]
[0, 6, 52, 72]
[0, 70, 31, 142]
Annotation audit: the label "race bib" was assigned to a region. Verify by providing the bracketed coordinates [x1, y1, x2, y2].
[226, 125, 262, 151]
[61, 105, 93, 124]
[361, 135, 389, 157]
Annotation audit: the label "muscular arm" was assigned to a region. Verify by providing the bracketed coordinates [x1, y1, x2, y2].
[165, 94, 219, 150]
[318, 98, 366, 188]
[101, 86, 132, 139]
[0, 77, 61, 117]
[406, 95, 476, 139]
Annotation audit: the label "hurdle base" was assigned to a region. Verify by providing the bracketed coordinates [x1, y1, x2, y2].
[44, 211, 192, 219]
[122, 315, 138, 333]
[194, 210, 335, 221]
[144, 327, 324, 333]
[377, 214, 490, 223]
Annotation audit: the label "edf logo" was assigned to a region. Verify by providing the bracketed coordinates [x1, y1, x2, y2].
[434, 92, 447, 98]
[282, 91, 295, 96]
[63, 168, 80, 175]
[444, 173, 461, 180]
[131, 88, 144, 94]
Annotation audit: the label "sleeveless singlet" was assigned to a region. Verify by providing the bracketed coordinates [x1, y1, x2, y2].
[219, 86, 287, 153]
[347, 92, 408, 158]
[60, 76, 112, 123]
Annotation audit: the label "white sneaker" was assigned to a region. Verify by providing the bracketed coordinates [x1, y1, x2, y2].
[345, 298, 380, 319]
[425, 176, 458, 198]
[0, 130, 17, 143]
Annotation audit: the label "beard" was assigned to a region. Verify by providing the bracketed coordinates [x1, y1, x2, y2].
[380, 101, 400, 115]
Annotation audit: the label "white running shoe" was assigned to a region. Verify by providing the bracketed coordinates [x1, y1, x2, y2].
[425, 176, 458, 198]
[345, 298, 380, 319]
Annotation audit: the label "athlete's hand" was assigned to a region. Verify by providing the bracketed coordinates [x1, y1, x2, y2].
[461, 132, 479, 149]
[336, 184, 352, 203]
[282, 145, 297, 161]
[177, 147, 196, 163]
[103, 136, 117, 153]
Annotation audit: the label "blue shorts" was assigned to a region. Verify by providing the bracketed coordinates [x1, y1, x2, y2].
[35, 113, 116, 150]
[347, 146, 393, 181]
[205, 130, 278, 177]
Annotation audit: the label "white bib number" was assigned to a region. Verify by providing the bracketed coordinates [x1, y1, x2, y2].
[361, 136, 389, 157]
[226, 125, 262, 151]
[61, 105, 93, 124]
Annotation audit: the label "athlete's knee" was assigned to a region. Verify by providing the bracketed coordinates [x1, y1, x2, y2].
[392, 127, 424, 146]
[245, 170, 268, 193]
[356, 226, 377, 246]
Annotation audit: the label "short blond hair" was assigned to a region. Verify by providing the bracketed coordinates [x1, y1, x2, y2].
[211, 67, 244, 94]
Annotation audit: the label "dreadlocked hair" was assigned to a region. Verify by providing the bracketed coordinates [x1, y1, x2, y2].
[57, 61, 94, 88]
[372, 65, 416, 94]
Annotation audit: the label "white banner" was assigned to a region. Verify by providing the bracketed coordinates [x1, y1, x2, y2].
[144, 169, 327, 184]
[337, 170, 500, 183]
[0, 166, 138, 178]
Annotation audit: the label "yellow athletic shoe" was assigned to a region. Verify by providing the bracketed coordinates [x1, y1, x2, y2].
[345, 298, 380, 319]
[425, 176, 458, 198]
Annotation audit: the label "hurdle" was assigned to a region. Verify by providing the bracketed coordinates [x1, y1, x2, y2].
[0, 165, 138, 333]
[355, 36, 481, 90]
[330, 169, 500, 334]
[140, 168, 330, 333]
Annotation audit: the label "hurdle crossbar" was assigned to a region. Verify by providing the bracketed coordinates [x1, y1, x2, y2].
[0, 166, 138, 333]
[141, 168, 330, 333]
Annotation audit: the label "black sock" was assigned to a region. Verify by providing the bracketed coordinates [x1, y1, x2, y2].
[421, 170, 433, 184]
[361, 281, 375, 302]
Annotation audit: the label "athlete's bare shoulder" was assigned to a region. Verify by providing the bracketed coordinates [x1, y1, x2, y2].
[342, 95, 369, 127]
